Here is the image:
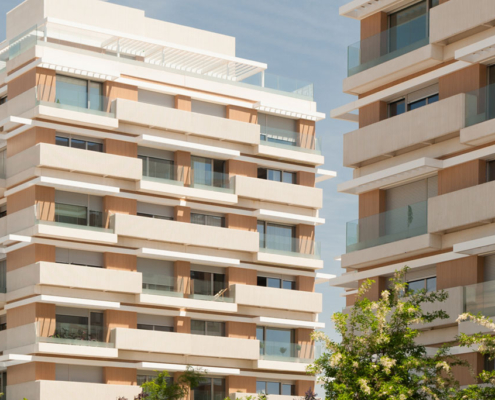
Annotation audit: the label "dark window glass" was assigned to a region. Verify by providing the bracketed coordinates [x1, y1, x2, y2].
[389, 99, 406, 117]
[407, 279, 425, 292]
[87, 141, 103, 152]
[488, 161, 495, 182]
[282, 384, 294, 396]
[191, 213, 225, 228]
[430, 0, 439, 7]
[426, 277, 437, 292]
[137, 324, 154, 331]
[258, 168, 267, 180]
[89, 81, 103, 111]
[408, 98, 427, 111]
[0, 323, 6, 331]
[191, 320, 225, 337]
[71, 139, 86, 150]
[0, 96, 7, 105]
[191, 320, 206, 335]
[268, 169, 281, 182]
[194, 378, 225, 400]
[257, 276, 267, 287]
[267, 382, 280, 395]
[56, 136, 70, 147]
[389, 1, 428, 53]
[485, 354, 495, 372]
[428, 94, 439, 104]
[256, 381, 266, 394]
[0, 206, 6, 219]
[138, 324, 173, 332]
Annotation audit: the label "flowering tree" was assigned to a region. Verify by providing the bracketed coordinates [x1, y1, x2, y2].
[453, 314, 495, 399]
[309, 268, 465, 400]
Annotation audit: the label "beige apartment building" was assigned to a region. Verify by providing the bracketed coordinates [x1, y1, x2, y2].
[331, 0, 495, 387]
[0, 0, 334, 399]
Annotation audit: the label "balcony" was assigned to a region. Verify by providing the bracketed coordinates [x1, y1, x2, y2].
[112, 213, 259, 252]
[430, 0, 495, 44]
[256, 233, 323, 270]
[234, 176, 322, 209]
[461, 84, 495, 146]
[7, 381, 142, 400]
[348, 13, 429, 77]
[112, 328, 260, 360]
[116, 99, 260, 145]
[428, 181, 495, 233]
[231, 284, 322, 313]
[464, 280, 495, 318]
[7, 262, 142, 294]
[259, 341, 318, 364]
[344, 94, 466, 167]
[346, 201, 428, 253]
[7, 143, 143, 180]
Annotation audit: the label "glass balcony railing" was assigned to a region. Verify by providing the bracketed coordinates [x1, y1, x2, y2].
[346, 200, 428, 253]
[465, 83, 495, 128]
[190, 171, 234, 194]
[39, 322, 113, 348]
[3, 23, 313, 100]
[347, 13, 429, 77]
[142, 274, 233, 303]
[35, 84, 115, 118]
[259, 341, 320, 363]
[259, 234, 321, 259]
[464, 281, 495, 317]
[260, 126, 322, 155]
[35, 204, 112, 233]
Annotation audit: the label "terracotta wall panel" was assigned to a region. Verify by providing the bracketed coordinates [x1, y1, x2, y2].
[451, 353, 482, 387]
[175, 151, 191, 185]
[103, 367, 137, 385]
[226, 267, 257, 286]
[103, 253, 137, 272]
[359, 189, 386, 218]
[297, 119, 317, 150]
[437, 256, 483, 290]
[104, 139, 138, 158]
[226, 321, 256, 339]
[104, 310, 137, 342]
[439, 64, 487, 100]
[175, 316, 191, 333]
[103, 81, 138, 112]
[175, 261, 191, 294]
[225, 214, 257, 232]
[175, 95, 191, 111]
[103, 196, 137, 228]
[226, 376, 256, 394]
[226, 105, 258, 124]
[7, 244, 55, 272]
[297, 172, 315, 187]
[8, 362, 55, 385]
[225, 160, 257, 179]
[7, 126, 56, 158]
[174, 206, 191, 223]
[297, 276, 315, 292]
[6, 302, 55, 336]
[438, 160, 486, 195]
[295, 328, 314, 360]
[295, 381, 315, 396]
[359, 101, 388, 128]
[296, 225, 315, 255]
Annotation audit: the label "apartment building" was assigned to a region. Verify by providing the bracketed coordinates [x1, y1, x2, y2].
[331, 0, 495, 387]
[0, 0, 335, 399]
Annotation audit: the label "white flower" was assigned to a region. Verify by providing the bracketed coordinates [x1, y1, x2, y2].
[329, 352, 342, 367]
[358, 379, 371, 395]
[379, 356, 396, 374]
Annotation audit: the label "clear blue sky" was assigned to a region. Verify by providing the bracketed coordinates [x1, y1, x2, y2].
[0, 0, 359, 367]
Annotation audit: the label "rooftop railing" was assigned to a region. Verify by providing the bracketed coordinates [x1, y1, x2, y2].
[260, 126, 322, 155]
[346, 200, 428, 253]
[347, 13, 429, 77]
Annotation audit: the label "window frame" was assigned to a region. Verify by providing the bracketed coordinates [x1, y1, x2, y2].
[257, 221, 296, 250]
[191, 213, 225, 228]
[388, 89, 439, 118]
[55, 135, 103, 152]
[256, 381, 295, 396]
[406, 276, 437, 293]
[138, 154, 175, 180]
[257, 275, 296, 290]
[191, 320, 226, 337]
[55, 75, 104, 111]
[257, 167, 297, 185]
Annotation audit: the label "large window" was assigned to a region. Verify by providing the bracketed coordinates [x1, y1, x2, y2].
[257, 221, 295, 253]
[388, 84, 439, 118]
[407, 277, 436, 293]
[191, 156, 226, 188]
[55, 203, 103, 228]
[191, 320, 225, 337]
[194, 378, 225, 400]
[257, 381, 295, 396]
[258, 168, 296, 184]
[55, 311, 104, 342]
[56, 75, 103, 111]
[137, 324, 174, 332]
[388, 1, 428, 53]
[257, 276, 295, 290]
[191, 213, 225, 228]
[139, 155, 174, 181]
[56, 135, 103, 152]
[190, 271, 226, 297]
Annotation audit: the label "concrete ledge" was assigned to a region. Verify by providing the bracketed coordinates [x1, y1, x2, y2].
[256, 144, 324, 166]
[256, 251, 324, 270]
[138, 293, 237, 313]
[256, 359, 310, 373]
[460, 118, 495, 147]
[343, 44, 444, 95]
[341, 234, 442, 269]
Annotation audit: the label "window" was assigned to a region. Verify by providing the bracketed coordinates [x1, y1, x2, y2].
[55, 248, 103, 268]
[388, 86, 439, 117]
[257, 381, 295, 396]
[430, 0, 440, 7]
[55, 203, 103, 228]
[0, 96, 7, 105]
[191, 213, 225, 228]
[257, 326, 295, 359]
[194, 378, 225, 400]
[137, 212, 173, 221]
[56, 75, 103, 111]
[191, 320, 225, 337]
[407, 277, 436, 293]
[56, 135, 103, 152]
[55, 311, 104, 342]
[485, 354, 495, 372]
[407, 94, 439, 111]
[139, 155, 174, 180]
[0, 315, 5, 331]
[258, 168, 297, 184]
[0, 205, 6, 219]
[191, 156, 226, 188]
[137, 324, 173, 332]
[257, 221, 295, 253]
[487, 160, 495, 182]
[257, 276, 295, 290]
[138, 374, 173, 387]
[388, 1, 428, 53]
[190, 270, 226, 297]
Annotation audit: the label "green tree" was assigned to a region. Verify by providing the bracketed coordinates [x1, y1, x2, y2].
[309, 268, 464, 400]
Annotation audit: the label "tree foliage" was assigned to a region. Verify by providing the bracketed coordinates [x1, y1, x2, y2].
[309, 268, 464, 400]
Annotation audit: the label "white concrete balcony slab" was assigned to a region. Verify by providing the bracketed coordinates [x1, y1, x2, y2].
[7, 143, 142, 181]
[115, 98, 260, 145]
[137, 292, 237, 313]
[231, 284, 322, 313]
[461, 118, 495, 147]
[256, 144, 324, 166]
[7, 262, 142, 294]
[256, 360, 311, 373]
[235, 176, 322, 209]
[430, 0, 495, 44]
[112, 213, 259, 252]
[35, 218, 118, 245]
[344, 94, 465, 167]
[414, 286, 464, 330]
[112, 328, 260, 360]
[340, 0, 415, 20]
[8, 381, 142, 400]
[428, 180, 495, 233]
[137, 177, 238, 205]
[341, 234, 442, 270]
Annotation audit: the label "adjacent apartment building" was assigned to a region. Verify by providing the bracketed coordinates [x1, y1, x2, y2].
[330, 0, 495, 386]
[0, 0, 334, 399]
